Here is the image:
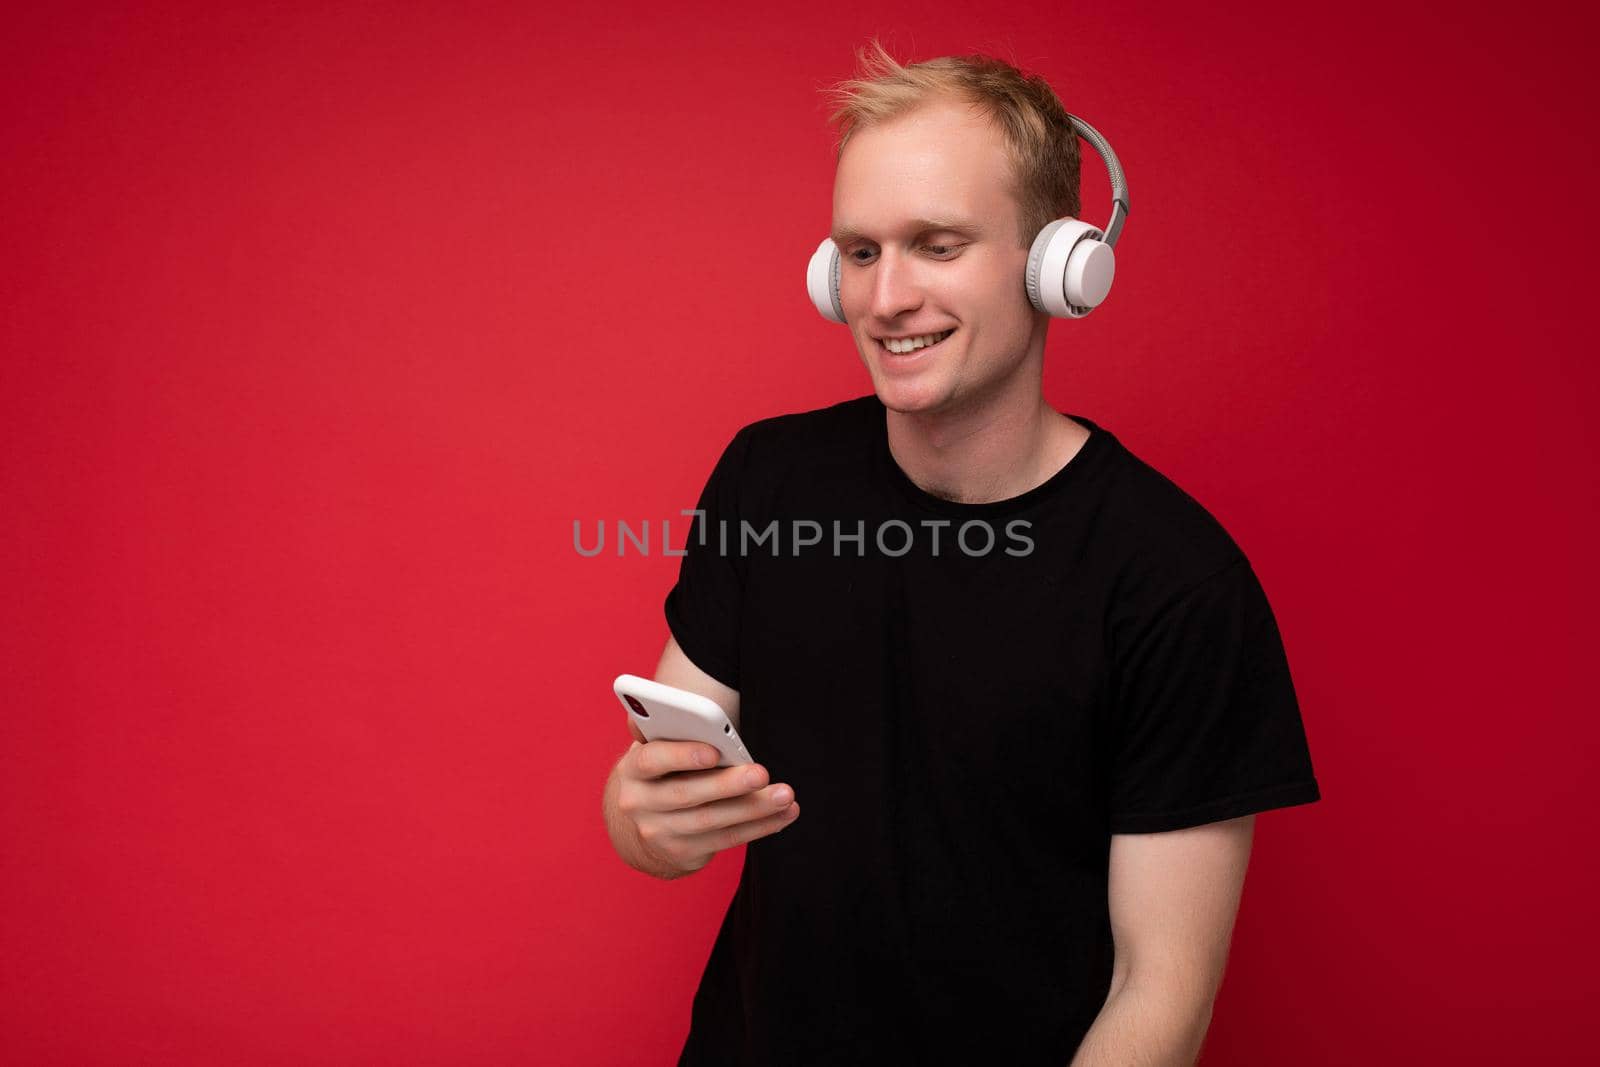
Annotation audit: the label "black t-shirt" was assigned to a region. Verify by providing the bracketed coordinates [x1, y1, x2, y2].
[663, 394, 1320, 1066]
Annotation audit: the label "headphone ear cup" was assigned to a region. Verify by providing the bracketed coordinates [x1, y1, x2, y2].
[1025, 219, 1070, 315]
[807, 238, 846, 324]
[1064, 239, 1115, 311]
[1025, 218, 1115, 318]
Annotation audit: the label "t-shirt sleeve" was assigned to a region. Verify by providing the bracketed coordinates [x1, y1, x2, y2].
[662, 425, 754, 691]
[1107, 557, 1320, 834]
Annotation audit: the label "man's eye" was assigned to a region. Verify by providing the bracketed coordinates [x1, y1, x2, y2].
[847, 244, 960, 264]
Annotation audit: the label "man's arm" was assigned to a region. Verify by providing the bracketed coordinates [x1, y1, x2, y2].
[652, 634, 741, 728]
[1070, 815, 1255, 1067]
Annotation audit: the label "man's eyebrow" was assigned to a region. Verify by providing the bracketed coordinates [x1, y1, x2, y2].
[829, 218, 985, 245]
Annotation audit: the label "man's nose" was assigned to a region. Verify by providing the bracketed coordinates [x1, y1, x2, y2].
[868, 249, 924, 321]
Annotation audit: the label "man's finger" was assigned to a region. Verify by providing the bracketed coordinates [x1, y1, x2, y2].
[647, 765, 773, 812]
[632, 739, 722, 779]
[681, 801, 801, 853]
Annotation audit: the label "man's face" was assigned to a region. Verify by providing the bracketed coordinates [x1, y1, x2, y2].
[830, 97, 1046, 416]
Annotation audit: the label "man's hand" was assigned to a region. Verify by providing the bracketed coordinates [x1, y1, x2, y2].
[604, 719, 799, 879]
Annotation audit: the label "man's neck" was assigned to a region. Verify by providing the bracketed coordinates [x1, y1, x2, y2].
[884, 377, 1090, 505]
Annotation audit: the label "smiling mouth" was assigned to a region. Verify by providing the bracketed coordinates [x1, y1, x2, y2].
[876, 328, 956, 355]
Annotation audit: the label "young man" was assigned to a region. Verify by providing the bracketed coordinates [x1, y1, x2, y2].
[603, 42, 1319, 1066]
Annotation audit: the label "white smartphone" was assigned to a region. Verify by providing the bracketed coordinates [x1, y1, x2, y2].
[613, 673, 754, 767]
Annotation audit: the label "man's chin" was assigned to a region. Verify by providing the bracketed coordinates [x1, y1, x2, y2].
[870, 375, 952, 416]
[858, 346, 958, 413]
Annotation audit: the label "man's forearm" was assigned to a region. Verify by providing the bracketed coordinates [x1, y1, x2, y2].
[1068, 980, 1213, 1067]
[602, 756, 691, 880]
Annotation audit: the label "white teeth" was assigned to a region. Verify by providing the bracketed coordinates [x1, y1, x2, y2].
[883, 329, 954, 354]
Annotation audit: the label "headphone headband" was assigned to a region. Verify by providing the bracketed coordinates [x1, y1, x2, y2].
[1066, 113, 1129, 248]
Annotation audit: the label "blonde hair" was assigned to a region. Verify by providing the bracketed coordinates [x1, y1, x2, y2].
[821, 38, 1081, 249]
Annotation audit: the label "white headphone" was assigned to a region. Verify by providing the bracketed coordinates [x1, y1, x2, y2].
[806, 113, 1130, 324]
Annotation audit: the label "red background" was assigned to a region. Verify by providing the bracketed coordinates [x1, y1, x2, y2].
[3, 2, 1595, 1063]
